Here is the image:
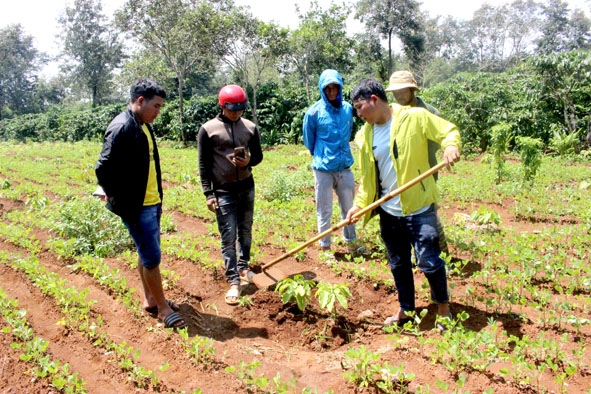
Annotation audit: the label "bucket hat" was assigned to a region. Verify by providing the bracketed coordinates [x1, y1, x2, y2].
[385, 71, 419, 91]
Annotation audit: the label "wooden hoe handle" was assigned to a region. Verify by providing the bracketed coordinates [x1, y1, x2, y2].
[261, 161, 448, 270]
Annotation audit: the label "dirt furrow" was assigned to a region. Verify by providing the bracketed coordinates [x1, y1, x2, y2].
[0, 258, 130, 393]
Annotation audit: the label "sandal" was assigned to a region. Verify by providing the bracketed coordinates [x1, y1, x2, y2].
[384, 311, 414, 327]
[384, 315, 413, 327]
[161, 311, 187, 330]
[240, 270, 255, 285]
[144, 300, 180, 317]
[225, 285, 241, 305]
[436, 314, 453, 332]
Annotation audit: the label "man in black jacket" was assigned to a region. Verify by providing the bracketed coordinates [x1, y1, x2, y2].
[95, 78, 186, 329]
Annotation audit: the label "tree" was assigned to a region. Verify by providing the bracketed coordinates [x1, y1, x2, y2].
[116, 0, 233, 144]
[565, 9, 591, 51]
[0, 24, 41, 119]
[529, 51, 591, 135]
[537, 0, 571, 55]
[355, 0, 424, 76]
[350, 31, 389, 83]
[35, 77, 67, 108]
[59, 0, 123, 107]
[222, 13, 289, 126]
[505, 0, 541, 61]
[537, 0, 591, 54]
[283, 1, 353, 102]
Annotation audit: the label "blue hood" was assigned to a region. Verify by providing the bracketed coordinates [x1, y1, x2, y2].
[318, 69, 343, 107]
[302, 68, 354, 172]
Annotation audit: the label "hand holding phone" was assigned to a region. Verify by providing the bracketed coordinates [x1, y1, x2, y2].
[234, 146, 246, 159]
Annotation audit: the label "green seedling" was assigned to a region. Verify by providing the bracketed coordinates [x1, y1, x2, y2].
[275, 274, 316, 312]
[315, 281, 352, 318]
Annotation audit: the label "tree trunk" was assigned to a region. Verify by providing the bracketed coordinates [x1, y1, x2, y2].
[304, 62, 311, 104]
[388, 31, 393, 77]
[178, 78, 187, 146]
[92, 85, 98, 108]
[251, 85, 259, 127]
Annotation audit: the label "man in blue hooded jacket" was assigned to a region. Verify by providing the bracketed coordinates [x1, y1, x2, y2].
[303, 69, 356, 251]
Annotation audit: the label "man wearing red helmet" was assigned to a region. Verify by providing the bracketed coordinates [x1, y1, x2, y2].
[197, 84, 264, 305]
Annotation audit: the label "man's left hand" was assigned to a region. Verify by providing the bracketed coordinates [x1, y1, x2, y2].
[233, 153, 250, 167]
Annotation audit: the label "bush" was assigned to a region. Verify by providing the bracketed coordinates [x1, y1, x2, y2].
[548, 125, 581, 156]
[516, 136, 543, 185]
[490, 123, 513, 183]
[0, 104, 124, 142]
[48, 196, 132, 257]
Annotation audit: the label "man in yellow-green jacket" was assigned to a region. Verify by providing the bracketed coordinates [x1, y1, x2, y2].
[346, 78, 461, 330]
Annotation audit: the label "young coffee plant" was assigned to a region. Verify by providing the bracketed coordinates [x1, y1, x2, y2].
[490, 122, 513, 183]
[315, 282, 352, 318]
[516, 136, 543, 185]
[275, 274, 316, 312]
[469, 206, 502, 226]
[343, 346, 415, 393]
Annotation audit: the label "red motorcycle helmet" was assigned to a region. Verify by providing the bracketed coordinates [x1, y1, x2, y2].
[218, 84, 247, 111]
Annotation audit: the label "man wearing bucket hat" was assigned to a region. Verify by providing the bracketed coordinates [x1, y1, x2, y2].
[198, 84, 264, 305]
[386, 70, 448, 255]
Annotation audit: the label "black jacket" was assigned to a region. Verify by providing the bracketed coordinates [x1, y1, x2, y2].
[197, 113, 263, 199]
[95, 107, 163, 222]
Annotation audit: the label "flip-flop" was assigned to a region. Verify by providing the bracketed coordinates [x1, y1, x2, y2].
[162, 311, 187, 330]
[144, 300, 180, 316]
[383, 315, 413, 327]
[225, 285, 241, 305]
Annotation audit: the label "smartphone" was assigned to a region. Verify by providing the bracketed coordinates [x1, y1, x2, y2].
[234, 146, 246, 158]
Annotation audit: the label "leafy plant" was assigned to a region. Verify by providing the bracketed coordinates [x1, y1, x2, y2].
[275, 274, 316, 312]
[516, 136, 543, 185]
[342, 346, 381, 388]
[48, 196, 131, 257]
[549, 126, 580, 156]
[315, 282, 352, 318]
[238, 296, 254, 308]
[343, 346, 415, 393]
[470, 206, 502, 225]
[179, 331, 216, 364]
[490, 123, 513, 183]
[225, 360, 274, 393]
[260, 170, 310, 203]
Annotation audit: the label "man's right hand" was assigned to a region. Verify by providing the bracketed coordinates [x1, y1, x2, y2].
[206, 197, 218, 212]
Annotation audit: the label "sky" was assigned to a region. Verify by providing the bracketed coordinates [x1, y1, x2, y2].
[2, 0, 590, 77]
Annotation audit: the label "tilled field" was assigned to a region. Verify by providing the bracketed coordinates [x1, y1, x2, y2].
[0, 143, 589, 393]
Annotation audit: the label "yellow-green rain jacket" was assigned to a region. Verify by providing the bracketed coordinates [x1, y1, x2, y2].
[353, 104, 462, 225]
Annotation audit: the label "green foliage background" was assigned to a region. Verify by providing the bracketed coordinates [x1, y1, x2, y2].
[1, 51, 590, 155]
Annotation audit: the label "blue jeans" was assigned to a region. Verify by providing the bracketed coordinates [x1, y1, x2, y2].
[378, 205, 448, 312]
[313, 168, 356, 247]
[122, 204, 162, 269]
[215, 187, 255, 285]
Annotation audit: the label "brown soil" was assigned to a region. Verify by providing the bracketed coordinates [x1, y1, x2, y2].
[0, 196, 589, 394]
